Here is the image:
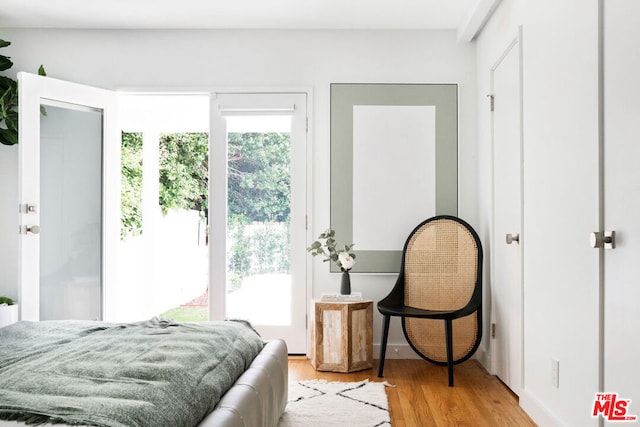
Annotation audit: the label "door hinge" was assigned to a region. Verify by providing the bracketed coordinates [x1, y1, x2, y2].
[306, 117, 309, 132]
[491, 322, 496, 338]
[305, 214, 308, 230]
[487, 94, 495, 112]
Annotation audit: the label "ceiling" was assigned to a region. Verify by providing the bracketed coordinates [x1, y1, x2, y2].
[0, 0, 481, 31]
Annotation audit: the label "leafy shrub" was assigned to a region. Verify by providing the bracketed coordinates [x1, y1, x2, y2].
[228, 221, 290, 290]
[121, 132, 143, 239]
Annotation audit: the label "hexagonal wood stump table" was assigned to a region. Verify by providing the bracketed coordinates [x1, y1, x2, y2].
[310, 300, 373, 373]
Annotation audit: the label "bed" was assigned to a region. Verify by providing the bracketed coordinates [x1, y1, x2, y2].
[0, 318, 288, 427]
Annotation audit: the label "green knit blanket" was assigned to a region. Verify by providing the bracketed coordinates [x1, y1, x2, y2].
[0, 318, 264, 427]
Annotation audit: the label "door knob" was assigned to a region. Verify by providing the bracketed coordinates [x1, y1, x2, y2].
[590, 230, 615, 249]
[25, 225, 40, 234]
[506, 233, 520, 245]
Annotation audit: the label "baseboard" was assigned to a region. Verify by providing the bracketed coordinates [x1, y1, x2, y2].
[372, 344, 422, 359]
[519, 389, 566, 427]
[373, 344, 494, 362]
[474, 347, 493, 374]
[474, 349, 560, 426]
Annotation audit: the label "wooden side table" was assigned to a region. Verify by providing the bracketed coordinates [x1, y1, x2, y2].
[310, 300, 373, 373]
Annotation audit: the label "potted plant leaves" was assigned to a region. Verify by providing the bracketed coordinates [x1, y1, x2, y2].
[0, 38, 46, 145]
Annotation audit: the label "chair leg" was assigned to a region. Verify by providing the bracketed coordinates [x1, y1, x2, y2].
[445, 319, 454, 387]
[377, 315, 391, 377]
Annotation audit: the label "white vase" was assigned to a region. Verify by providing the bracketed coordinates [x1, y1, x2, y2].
[0, 304, 19, 328]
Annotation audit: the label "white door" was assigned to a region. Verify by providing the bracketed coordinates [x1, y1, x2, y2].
[491, 37, 523, 395]
[603, 0, 640, 416]
[18, 73, 119, 322]
[210, 92, 308, 353]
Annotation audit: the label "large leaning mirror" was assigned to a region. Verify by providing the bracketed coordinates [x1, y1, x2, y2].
[330, 83, 458, 273]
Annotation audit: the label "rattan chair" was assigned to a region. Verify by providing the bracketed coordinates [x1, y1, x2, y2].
[377, 215, 483, 386]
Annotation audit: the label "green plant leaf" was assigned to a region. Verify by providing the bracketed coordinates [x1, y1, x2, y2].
[0, 76, 13, 91]
[309, 241, 321, 250]
[0, 296, 15, 305]
[4, 110, 18, 130]
[0, 39, 46, 146]
[0, 76, 17, 125]
[0, 128, 18, 145]
[0, 92, 8, 115]
[0, 55, 13, 72]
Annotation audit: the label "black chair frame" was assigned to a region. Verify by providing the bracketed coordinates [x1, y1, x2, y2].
[377, 215, 483, 386]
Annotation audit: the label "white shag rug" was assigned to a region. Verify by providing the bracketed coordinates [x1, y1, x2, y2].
[278, 379, 392, 427]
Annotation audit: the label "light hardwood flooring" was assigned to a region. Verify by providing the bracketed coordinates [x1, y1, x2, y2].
[288, 357, 537, 427]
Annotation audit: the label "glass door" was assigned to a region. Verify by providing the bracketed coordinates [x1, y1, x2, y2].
[39, 103, 103, 320]
[211, 93, 308, 353]
[18, 73, 119, 321]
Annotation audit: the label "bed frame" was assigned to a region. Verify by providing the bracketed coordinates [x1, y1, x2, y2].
[0, 339, 288, 427]
[201, 339, 288, 427]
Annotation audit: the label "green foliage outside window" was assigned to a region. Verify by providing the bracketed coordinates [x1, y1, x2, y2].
[120, 130, 292, 287]
[228, 216, 290, 290]
[227, 132, 291, 287]
[121, 132, 143, 239]
[159, 132, 209, 217]
[227, 132, 290, 222]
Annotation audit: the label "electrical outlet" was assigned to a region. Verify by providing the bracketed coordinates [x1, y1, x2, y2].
[551, 358, 560, 388]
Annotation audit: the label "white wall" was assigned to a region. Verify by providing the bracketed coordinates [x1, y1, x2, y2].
[476, 1, 601, 426]
[0, 29, 477, 350]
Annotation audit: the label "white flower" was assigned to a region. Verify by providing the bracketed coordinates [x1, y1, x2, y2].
[338, 251, 355, 271]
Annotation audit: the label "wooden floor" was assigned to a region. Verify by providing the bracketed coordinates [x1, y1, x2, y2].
[288, 357, 537, 427]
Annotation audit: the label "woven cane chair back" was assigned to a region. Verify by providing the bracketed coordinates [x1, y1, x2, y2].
[402, 218, 480, 363]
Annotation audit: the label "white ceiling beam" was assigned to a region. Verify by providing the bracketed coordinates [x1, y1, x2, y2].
[457, 0, 502, 42]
